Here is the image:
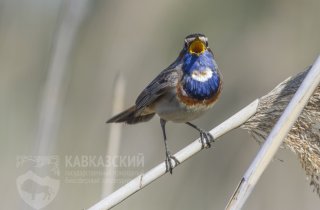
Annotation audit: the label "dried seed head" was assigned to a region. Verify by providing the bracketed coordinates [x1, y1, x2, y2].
[241, 67, 320, 196]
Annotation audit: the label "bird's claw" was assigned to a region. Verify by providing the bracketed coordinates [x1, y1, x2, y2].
[165, 151, 180, 174]
[199, 130, 214, 149]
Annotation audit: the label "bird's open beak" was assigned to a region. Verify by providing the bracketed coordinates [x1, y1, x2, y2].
[188, 38, 206, 55]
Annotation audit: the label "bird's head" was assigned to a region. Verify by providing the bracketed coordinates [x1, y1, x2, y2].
[184, 33, 208, 56]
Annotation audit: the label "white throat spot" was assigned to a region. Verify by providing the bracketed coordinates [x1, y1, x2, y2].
[191, 68, 213, 82]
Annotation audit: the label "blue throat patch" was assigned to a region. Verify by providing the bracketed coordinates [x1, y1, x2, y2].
[182, 51, 220, 100]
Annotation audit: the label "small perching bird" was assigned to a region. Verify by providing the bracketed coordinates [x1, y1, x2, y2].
[241, 68, 320, 196]
[107, 33, 222, 173]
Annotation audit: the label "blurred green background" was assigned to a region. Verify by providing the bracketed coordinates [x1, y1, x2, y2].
[1, 0, 320, 209]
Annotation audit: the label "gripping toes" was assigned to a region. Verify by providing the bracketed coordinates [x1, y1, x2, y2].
[185, 122, 214, 149]
[165, 152, 180, 174]
[199, 130, 214, 149]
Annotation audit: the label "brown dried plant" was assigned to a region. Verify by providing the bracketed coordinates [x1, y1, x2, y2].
[242, 68, 320, 196]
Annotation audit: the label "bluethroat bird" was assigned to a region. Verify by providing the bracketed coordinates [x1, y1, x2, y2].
[107, 33, 222, 174]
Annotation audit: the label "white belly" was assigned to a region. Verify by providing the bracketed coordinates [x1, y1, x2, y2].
[153, 89, 209, 123]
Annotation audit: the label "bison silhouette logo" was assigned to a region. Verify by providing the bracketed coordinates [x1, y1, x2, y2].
[16, 156, 60, 209]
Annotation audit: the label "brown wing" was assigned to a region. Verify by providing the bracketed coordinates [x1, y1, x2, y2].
[135, 67, 182, 115]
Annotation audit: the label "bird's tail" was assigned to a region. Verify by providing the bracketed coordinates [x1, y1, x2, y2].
[106, 106, 155, 124]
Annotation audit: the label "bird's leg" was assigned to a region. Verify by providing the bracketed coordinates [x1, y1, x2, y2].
[185, 122, 214, 149]
[160, 119, 180, 174]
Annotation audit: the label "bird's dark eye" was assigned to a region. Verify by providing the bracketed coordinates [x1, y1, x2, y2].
[205, 41, 208, 47]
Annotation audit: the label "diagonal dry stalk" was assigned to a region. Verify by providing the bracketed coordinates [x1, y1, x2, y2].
[242, 67, 320, 196]
[227, 57, 320, 209]
[88, 56, 320, 210]
[88, 100, 259, 210]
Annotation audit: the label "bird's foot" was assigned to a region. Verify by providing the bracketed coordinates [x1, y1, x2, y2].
[199, 130, 214, 149]
[165, 151, 180, 174]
